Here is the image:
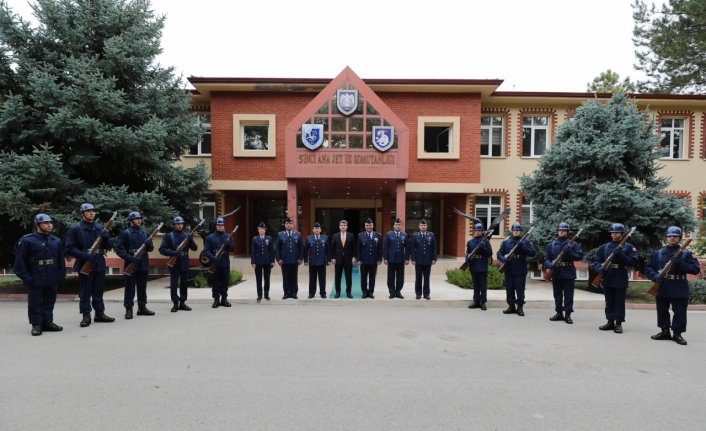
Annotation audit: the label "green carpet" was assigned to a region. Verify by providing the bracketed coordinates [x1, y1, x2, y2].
[330, 264, 363, 298]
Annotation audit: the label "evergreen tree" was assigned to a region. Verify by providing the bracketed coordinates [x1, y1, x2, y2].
[0, 0, 209, 267]
[586, 69, 636, 94]
[520, 94, 696, 270]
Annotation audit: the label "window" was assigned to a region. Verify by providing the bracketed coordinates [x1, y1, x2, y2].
[660, 118, 685, 159]
[198, 199, 216, 224]
[188, 114, 211, 155]
[417, 116, 461, 159]
[481, 115, 503, 157]
[406, 199, 440, 235]
[424, 126, 450, 153]
[522, 116, 549, 157]
[521, 195, 534, 226]
[233, 114, 276, 157]
[474, 196, 502, 235]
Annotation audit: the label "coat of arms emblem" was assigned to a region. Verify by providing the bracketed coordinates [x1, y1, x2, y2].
[302, 124, 324, 150]
[372, 126, 394, 152]
[336, 89, 358, 116]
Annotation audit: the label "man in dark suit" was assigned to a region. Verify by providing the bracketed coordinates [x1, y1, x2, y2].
[357, 218, 382, 298]
[330, 219, 355, 298]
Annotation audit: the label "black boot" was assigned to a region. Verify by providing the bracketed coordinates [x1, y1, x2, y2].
[672, 332, 687, 345]
[480, 303, 487, 311]
[564, 312, 573, 324]
[614, 323, 623, 334]
[599, 320, 615, 331]
[220, 297, 232, 307]
[80, 313, 92, 327]
[94, 311, 115, 323]
[212, 299, 220, 308]
[503, 304, 517, 314]
[31, 324, 43, 336]
[125, 308, 133, 320]
[179, 302, 191, 311]
[171, 302, 178, 312]
[549, 311, 564, 321]
[468, 301, 481, 309]
[137, 305, 155, 316]
[42, 322, 63, 332]
[651, 329, 671, 340]
[517, 304, 525, 316]
[265, 290, 270, 300]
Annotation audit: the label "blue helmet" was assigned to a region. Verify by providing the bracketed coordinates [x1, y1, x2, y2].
[128, 211, 142, 221]
[173, 216, 185, 224]
[609, 223, 625, 233]
[35, 213, 52, 224]
[511, 223, 523, 231]
[80, 203, 96, 213]
[474, 223, 485, 231]
[216, 217, 225, 225]
[557, 222, 570, 231]
[666, 226, 682, 237]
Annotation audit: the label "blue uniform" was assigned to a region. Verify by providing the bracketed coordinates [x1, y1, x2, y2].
[205, 231, 234, 300]
[357, 231, 382, 297]
[645, 245, 701, 333]
[497, 236, 536, 306]
[593, 240, 638, 322]
[251, 235, 275, 299]
[159, 230, 198, 304]
[384, 230, 409, 296]
[14, 232, 66, 326]
[66, 221, 113, 314]
[544, 237, 583, 313]
[466, 236, 493, 305]
[276, 230, 304, 298]
[410, 231, 437, 298]
[116, 226, 154, 309]
[304, 234, 329, 297]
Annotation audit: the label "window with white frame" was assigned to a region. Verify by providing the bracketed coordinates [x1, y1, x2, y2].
[659, 118, 685, 159]
[198, 199, 216, 224]
[417, 116, 460, 159]
[474, 196, 502, 235]
[188, 114, 211, 155]
[521, 195, 534, 226]
[481, 115, 503, 157]
[522, 116, 549, 157]
[233, 114, 276, 157]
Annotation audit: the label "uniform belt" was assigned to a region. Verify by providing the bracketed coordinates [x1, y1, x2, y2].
[608, 264, 624, 269]
[470, 255, 485, 260]
[556, 262, 574, 267]
[179, 252, 188, 256]
[665, 274, 686, 280]
[128, 249, 137, 254]
[36, 259, 55, 266]
[507, 254, 521, 259]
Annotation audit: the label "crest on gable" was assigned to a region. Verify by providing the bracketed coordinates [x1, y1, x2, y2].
[302, 124, 324, 150]
[372, 126, 394, 152]
[336, 89, 358, 116]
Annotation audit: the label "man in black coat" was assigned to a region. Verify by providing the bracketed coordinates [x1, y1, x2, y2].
[330, 219, 356, 298]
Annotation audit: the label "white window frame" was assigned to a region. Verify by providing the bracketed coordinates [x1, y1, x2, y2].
[197, 200, 216, 222]
[417, 116, 461, 160]
[233, 114, 276, 158]
[659, 118, 685, 160]
[481, 115, 504, 157]
[474, 195, 502, 235]
[521, 196, 534, 226]
[522, 116, 549, 158]
[188, 114, 211, 156]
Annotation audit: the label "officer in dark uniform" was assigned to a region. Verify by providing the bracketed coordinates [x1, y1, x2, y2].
[645, 226, 701, 345]
[159, 216, 198, 312]
[544, 222, 583, 324]
[205, 217, 235, 308]
[357, 218, 382, 299]
[497, 223, 536, 316]
[465, 223, 493, 310]
[304, 222, 329, 299]
[593, 223, 638, 333]
[410, 219, 437, 300]
[115, 211, 155, 320]
[276, 217, 304, 299]
[14, 214, 66, 336]
[384, 218, 409, 299]
[330, 219, 356, 298]
[66, 203, 115, 327]
[251, 221, 274, 301]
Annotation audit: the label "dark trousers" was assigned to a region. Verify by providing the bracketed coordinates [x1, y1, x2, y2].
[169, 270, 188, 304]
[603, 286, 627, 322]
[255, 264, 271, 298]
[505, 274, 527, 305]
[79, 271, 106, 314]
[211, 267, 230, 299]
[27, 284, 58, 325]
[387, 262, 405, 295]
[124, 271, 148, 309]
[656, 297, 688, 333]
[281, 263, 299, 297]
[415, 264, 431, 297]
[471, 271, 488, 304]
[360, 263, 378, 296]
[334, 262, 353, 295]
[308, 265, 326, 296]
[552, 278, 574, 313]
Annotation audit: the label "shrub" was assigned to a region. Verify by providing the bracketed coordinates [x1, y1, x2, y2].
[689, 279, 706, 304]
[446, 266, 505, 290]
[230, 270, 243, 285]
[193, 273, 209, 288]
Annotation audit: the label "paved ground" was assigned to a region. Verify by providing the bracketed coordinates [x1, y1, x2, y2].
[1, 300, 705, 431]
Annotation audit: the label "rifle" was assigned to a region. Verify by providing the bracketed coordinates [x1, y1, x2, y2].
[79, 211, 118, 275]
[590, 226, 637, 288]
[543, 228, 583, 282]
[199, 206, 242, 266]
[208, 225, 239, 274]
[498, 226, 535, 273]
[124, 223, 164, 277]
[647, 234, 695, 297]
[460, 209, 510, 271]
[166, 219, 206, 268]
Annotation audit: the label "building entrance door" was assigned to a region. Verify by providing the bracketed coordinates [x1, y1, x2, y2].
[315, 208, 375, 236]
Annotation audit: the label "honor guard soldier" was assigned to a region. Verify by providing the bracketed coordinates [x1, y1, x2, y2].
[304, 222, 329, 299]
[66, 203, 115, 327]
[251, 221, 274, 301]
[159, 216, 198, 312]
[276, 217, 304, 299]
[384, 218, 409, 299]
[497, 223, 536, 316]
[465, 223, 493, 310]
[205, 217, 235, 308]
[13, 214, 66, 336]
[410, 219, 437, 300]
[645, 226, 701, 345]
[357, 218, 382, 299]
[544, 222, 583, 324]
[115, 211, 155, 319]
[593, 223, 638, 333]
[331, 219, 356, 298]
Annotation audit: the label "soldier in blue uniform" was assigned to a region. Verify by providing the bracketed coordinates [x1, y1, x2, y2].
[276, 217, 304, 299]
[497, 223, 536, 316]
[159, 216, 198, 312]
[304, 222, 329, 299]
[384, 218, 409, 299]
[465, 223, 493, 310]
[65, 203, 115, 327]
[544, 222, 583, 324]
[410, 219, 437, 300]
[115, 211, 155, 320]
[593, 223, 638, 333]
[205, 217, 235, 308]
[14, 214, 66, 336]
[645, 226, 701, 345]
[251, 221, 274, 301]
[357, 218, 382, 299]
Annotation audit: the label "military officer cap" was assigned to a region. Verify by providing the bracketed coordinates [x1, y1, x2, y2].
[173, 216, 184, 224]
[365, 218, 373, 224]
[420, 219, 428, 225]
[128, 211, 142, 221]
[216, 217, 225, 225]
[285, 216, 293, 223]
[258, 221, 267, 229]
[80, 203, 96, 213]
[313, 222, 321, 228]
[394, 218, 402, 224]
[35, 213, 52, 224]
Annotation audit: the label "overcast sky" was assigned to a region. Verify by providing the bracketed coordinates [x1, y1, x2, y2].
[7, 0, 659, 91]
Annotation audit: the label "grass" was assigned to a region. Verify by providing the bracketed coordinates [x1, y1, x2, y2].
[0, 275, 21, 287]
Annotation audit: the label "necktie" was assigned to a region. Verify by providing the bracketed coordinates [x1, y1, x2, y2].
[370, 233, 373, 240]
[396, 232, 399, 239]
[342, 234, 346, 247]
[315, 235, 319, 242]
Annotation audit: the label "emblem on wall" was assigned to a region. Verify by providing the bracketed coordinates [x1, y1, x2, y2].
[336, 89, 358, 116]
[371, 126, 394, 152]
[302, 123, 324, 150]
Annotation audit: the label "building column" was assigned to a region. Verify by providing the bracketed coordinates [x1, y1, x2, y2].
[287, 179, 298, 231]
[382, 193, 391, 233]
[396, 181, 406, 232]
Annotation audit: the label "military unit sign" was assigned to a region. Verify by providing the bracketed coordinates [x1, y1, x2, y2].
[372, 126, 394, 152]
[302, 123, 324, 150]
[336, 89, 358, 116]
